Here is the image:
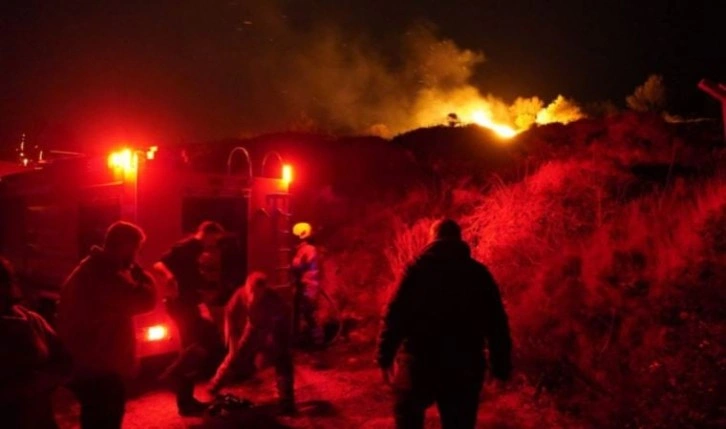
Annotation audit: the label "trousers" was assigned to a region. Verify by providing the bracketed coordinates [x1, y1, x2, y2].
[69, 373, 126, 429]
[393, 356, 484, 429]
[166, 300, 223, 406]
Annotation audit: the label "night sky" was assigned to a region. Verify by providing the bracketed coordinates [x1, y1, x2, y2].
[1, 0, 723, 150]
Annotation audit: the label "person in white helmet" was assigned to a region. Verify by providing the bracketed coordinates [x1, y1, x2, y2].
[291, 222, 324, 346]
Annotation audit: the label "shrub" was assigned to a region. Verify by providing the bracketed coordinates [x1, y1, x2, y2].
[626, 74, 667, 113]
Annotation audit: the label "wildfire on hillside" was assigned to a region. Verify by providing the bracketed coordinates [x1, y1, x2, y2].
[419, 92, 585, 139]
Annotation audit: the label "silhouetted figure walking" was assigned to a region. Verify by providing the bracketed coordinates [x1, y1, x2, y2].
[377, 219, 512, 429]
[58, 222, 156, 429]
[0, 257, 71, 429]
[155, 221, 225, 415]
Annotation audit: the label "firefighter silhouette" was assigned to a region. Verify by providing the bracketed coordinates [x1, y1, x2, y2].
[291, 222, 324, 346]
[155, 221, 226, 416]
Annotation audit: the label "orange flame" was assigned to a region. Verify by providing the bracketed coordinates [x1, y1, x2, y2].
[414, 88, 584, 139]
[471, 110, 518, 138]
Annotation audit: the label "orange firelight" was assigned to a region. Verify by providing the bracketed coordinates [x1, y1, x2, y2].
[282, 164, 293, 184]
[145, 325, 169, 342]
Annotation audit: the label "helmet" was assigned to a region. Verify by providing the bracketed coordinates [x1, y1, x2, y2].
[292, 222, 312, 240]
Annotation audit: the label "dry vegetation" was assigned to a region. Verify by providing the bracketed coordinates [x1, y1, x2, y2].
[313, 112, 725, 428]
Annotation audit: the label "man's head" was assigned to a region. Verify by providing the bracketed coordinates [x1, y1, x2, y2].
[103, 221, 146, 268]
[0, 257, 22, 311]
[245, 271, 268, 302]
[196, 221, 225, 250]
[429, 218, 462, 242]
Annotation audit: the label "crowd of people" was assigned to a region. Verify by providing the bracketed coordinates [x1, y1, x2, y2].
[0, 217, 511, 429]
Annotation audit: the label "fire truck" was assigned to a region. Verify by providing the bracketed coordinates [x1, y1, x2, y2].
[0, 145, 294, 360]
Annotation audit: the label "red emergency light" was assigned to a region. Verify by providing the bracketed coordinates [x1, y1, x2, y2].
[282, 164, 293, 184]
[107, 148, 138, 175]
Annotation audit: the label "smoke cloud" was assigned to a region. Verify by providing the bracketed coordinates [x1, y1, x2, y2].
[236, 1, 583, 137]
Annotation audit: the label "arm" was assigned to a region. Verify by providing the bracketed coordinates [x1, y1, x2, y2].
[153, 261, 174, 282]
[291, 249, 304, 278]
[376, 265, 417, 370]
[223, 290, 247, 348]
[153, 261, 178, 299]
[116, 265, 157, 315]
[483, 269, 512, 381]
[292, 245, 316, 271]
[210, 316, 261, 391]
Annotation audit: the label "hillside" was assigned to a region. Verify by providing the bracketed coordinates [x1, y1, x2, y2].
[302, 113, 725, 428]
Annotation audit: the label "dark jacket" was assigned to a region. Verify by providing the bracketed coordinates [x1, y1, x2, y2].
[160, 237, 205, 305]
[377, 239, 512, 380]
[58, 247, 156, 378]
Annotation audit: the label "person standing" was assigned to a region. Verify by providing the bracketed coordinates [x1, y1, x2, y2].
[0, 257, 71, 429]
[154, 220, 225, 415]
[57, 222, 156, 429]
[209, 272, 296, 414]
[291, 222, 324, 345]
[377, 219, 512, 429]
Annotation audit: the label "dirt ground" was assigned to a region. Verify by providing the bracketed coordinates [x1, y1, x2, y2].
[53, 338, 580, 429]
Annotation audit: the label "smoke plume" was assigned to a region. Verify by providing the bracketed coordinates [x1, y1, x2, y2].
[236, 2, 583, 137]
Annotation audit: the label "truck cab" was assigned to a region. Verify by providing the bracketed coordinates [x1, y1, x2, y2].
[0, 145, 293, 360]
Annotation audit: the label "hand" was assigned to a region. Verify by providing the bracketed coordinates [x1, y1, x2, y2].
[130, 263, 144, 279]
[118, 269, 136, 285]
[132, 264, 155, 284]
[198, 303, 213, 321]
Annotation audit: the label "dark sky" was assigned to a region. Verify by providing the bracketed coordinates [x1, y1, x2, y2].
[1, 0, 723, 150]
